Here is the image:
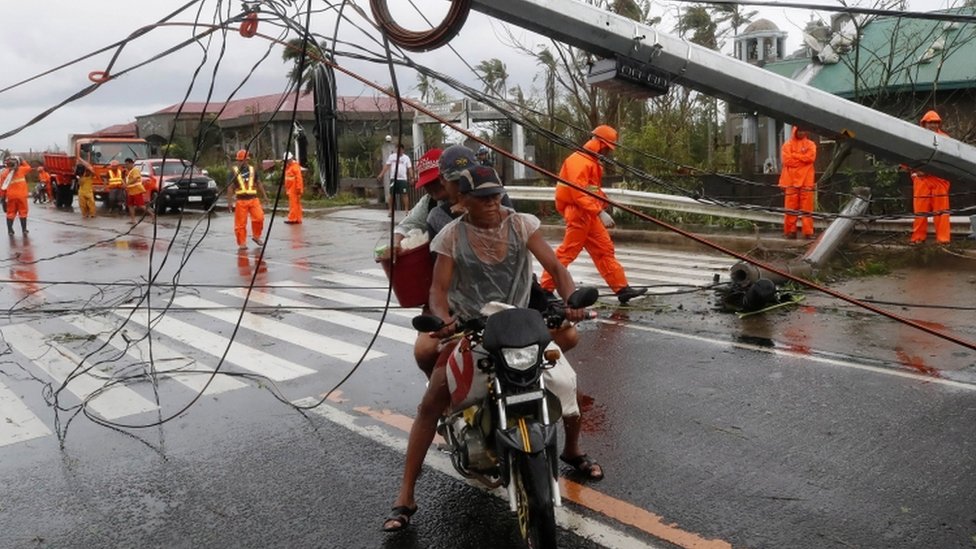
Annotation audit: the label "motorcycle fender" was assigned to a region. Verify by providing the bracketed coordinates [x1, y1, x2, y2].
[496, 420, 557, 457]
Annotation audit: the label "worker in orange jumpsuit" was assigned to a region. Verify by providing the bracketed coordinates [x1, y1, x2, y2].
[778, 126, 818, 239]
[37, 166, 53, 202]
[283, 153, 304, 224]
[228, 149, 268, 250]
[909, 110, 952, 244]
[1, 157, 33, 235]
[540, 125, 647, 304]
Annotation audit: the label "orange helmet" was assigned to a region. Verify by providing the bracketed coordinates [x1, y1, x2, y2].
[591, 125, 618, 150]
[920, 110, 942, 125]
[236, 149, 249, 161]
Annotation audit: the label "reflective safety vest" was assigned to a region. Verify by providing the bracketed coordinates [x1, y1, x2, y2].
[107, 168, 124, 188]
[233, 165, 258, 196]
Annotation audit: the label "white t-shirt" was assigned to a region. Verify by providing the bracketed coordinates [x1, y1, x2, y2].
[386, 153, 412, 181]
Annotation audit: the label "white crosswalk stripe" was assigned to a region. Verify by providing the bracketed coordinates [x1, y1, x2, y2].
[173, 295, 386, 364]
[221, 287, 417, 345]
[119, 308, 316, 382]
[1, 323, 159, 420]
[0, 243, 729, 448]
[66, 314, 247, 396]
[0, 379, 51, 448]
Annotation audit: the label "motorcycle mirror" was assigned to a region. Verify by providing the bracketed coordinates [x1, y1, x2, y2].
[412, 315, 445, 332]
[567, 286, 599, 309]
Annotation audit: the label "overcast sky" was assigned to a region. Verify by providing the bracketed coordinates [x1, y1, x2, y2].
[0, 0, 952, 153]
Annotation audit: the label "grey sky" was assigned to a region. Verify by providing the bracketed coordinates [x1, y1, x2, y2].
[0, 0, 948, 153]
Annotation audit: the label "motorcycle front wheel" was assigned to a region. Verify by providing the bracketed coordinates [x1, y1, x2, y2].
[513, 451, 558, 549]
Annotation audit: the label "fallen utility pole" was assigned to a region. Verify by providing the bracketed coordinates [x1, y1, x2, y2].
[729, 187, 873, 285]
[471, 0, 976, 185]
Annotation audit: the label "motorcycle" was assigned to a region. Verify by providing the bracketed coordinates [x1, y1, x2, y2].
[412, 287, 599, 549]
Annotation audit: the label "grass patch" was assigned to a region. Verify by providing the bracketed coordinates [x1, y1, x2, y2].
[303, 192, 369, 207]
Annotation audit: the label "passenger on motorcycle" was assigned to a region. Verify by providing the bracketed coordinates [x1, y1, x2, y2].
[383, 166, 603, 532]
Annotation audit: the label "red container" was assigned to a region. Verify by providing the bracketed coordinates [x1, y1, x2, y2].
[378, 242, 434, 308]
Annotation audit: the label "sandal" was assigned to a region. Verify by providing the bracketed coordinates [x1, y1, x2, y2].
[382, 505, 418, 532]
[560, 453, 604, 480]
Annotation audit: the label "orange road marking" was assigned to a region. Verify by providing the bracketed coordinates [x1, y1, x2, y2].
[322, 390, 347, 403]
[561, 480, 731, 549]
[350, 404, 731, 548]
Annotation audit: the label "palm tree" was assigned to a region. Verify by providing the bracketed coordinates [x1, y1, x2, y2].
[281, 37, 330, 94]
[711, 4, 757, 44]
[475, 58, 509, 99]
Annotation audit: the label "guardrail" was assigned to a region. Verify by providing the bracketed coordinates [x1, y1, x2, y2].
[504, 185, 973, 233]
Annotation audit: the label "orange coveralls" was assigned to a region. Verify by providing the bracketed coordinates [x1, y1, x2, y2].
[284, 160, 304, 223]
[540, 138, 629, 293]
[232, 164, 265, 247]
[3, 162, 32, 221]
[38, 168, 53, 201]
[909, 129, 951, 244]
[778, 127, 817, 237]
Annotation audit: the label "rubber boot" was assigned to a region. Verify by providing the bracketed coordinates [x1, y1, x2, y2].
[6, 219, 13, 236]
[20, 218, 28, 235]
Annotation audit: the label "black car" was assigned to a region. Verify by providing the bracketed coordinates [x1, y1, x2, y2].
[135, 158, 219, 214]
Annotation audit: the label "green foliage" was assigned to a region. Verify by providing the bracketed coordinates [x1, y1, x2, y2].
[206, 164, 229, 187]
[303, 192, 368, 207]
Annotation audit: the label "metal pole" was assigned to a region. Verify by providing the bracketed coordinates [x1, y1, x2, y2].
[803, 187, 872, 267]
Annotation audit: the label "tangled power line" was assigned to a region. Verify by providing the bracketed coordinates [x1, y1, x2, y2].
[0, 0, 973, 447]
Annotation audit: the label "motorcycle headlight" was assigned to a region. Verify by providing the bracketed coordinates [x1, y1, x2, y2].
[501, 344, 539, 372]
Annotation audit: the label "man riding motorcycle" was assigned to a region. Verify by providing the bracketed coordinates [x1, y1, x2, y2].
[383, 166, 603, 532]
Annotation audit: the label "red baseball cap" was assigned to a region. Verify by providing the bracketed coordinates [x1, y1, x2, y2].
[415, 148, 443, 189]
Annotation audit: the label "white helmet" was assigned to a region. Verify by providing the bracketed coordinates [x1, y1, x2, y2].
[384, 135, 392, 142]
[283, 152, 294, 161]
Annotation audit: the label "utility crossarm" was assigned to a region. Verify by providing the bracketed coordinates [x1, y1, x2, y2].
[470, 0, 976, 185]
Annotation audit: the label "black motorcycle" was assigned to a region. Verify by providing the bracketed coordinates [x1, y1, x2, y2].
[413, 287, 599, 549]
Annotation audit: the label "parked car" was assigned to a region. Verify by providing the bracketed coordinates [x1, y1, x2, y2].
[134, 158, 219, 214]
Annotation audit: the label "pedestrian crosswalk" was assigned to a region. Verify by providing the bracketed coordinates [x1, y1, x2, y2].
[0, 245, 732, 448]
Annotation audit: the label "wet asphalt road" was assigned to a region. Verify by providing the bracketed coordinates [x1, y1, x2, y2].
[1, 203, 975, 548]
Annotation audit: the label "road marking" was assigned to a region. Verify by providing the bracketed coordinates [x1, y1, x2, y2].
[600, 319, 976, 391]
[1, 324, 159, 420]
[220, 288, 417, 345]
[173, 295, 385, 364]
[67, 314, 247, 395]
[0, 379, 51, 447]
[296, 397, 672, 549]
[294, 278, 417, 318]
[119, 310, 315, 381]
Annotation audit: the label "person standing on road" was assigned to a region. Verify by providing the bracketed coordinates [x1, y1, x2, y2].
[909, 110, 952, 245]
[76, 159, 98, 219]
[377, 143, 413, 215]
[539, 125, 647, 305]
[1, 157, 32, 235]
[228, 149, 268, 251]
[36, 166, 53, 203]
[476, 144, 491, 166]
[123, 158, 154, 225]
[106, 160, 126, 214]
[283, 153, 304, 225]
[54, 170, 74, 210]
[778, 126, 818, 240]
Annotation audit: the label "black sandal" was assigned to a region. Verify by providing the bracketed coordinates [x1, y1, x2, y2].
[560, 453, 605, 480]
[382, 505, 418, 532]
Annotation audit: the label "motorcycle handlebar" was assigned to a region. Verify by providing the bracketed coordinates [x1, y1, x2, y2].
[411, 287, 600, 334]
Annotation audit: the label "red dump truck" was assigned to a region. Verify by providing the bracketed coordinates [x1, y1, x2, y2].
[43, 136, 152, 202]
